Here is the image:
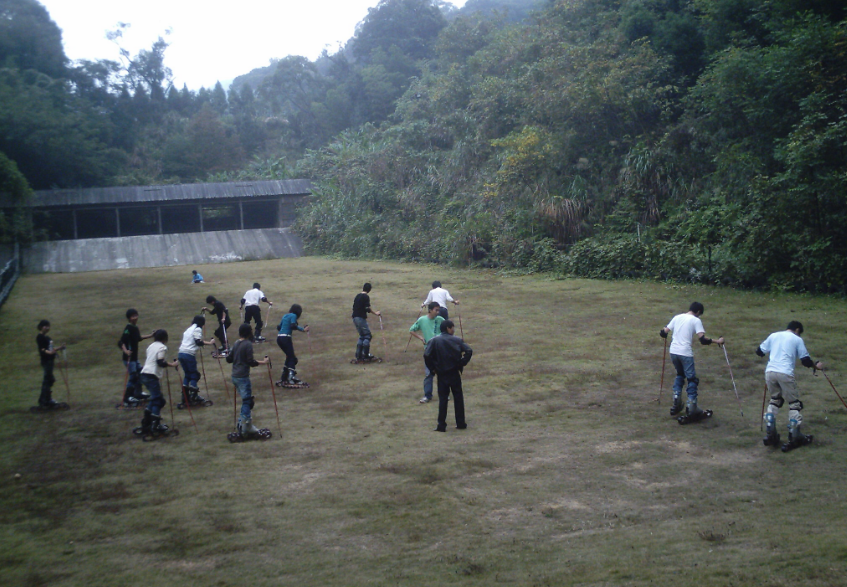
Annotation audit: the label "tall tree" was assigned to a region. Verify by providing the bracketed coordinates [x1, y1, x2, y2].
[0, 0, 67, 78]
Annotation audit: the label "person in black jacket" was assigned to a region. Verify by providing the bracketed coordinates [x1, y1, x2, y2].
[36, 320, 66, 408]
[424, 320, 473, 432]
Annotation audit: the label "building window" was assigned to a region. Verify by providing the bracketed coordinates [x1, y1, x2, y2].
[201, 204, 239, 232]
[120, 207, 159, 236]
[76, 209, 118, 239]
[161, 205, 201, 234]
[243, 200, 279, 229]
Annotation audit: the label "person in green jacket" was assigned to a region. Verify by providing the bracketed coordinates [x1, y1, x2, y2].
[409, 302, 444, 404]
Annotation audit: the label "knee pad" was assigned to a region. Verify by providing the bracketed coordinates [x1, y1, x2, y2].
[244, 396, 255, 410]
[688, 376, 699, 387]
[151, 396, 166, 410]
[770, 397, 785, 409]
[788, 400, 804, 412]
[363, 333, 372, 342]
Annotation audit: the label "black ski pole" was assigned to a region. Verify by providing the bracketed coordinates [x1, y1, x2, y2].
[655, 337, 667, 404]
[721, 343, 745, 419]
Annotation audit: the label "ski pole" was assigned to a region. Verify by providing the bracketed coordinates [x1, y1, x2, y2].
[174, 364, 197, 430]
[265, 304, 273, 331]
[378, 315, 388, 352]
[760, 382, 768, 431]
[655, 337, 667, 404]
[60, 349, 71, 405]
[306, 326, 312, 354]
[198, 346, 212, 402]
[213, 343, 231, 402]
[266, 356, 282, 434]
[721, 343, 745, 419]
[457, 308, 465, 341]
[165, 365, 177, 430]
[404, 308, 424, 353]
[821, 369, 847, 411]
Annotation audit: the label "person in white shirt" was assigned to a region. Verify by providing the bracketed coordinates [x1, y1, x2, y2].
[240, 283, 273, 341]
[422, 281, 459, 319]
[757, 321, 823, 451]
[138, 330, 179, 437]
[177, 316, 215, 404]
[660, 302, 724, 422]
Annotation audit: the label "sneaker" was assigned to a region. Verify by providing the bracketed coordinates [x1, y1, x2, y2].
[123, 396, 143, 407]
[419, 397, 431, 404]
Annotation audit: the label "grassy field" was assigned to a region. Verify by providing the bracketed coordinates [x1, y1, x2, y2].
[1, 257, 846, 587]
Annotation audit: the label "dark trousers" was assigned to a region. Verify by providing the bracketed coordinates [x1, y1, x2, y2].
[214, 321, 230, 348]
[276, 336, 298, 376]
[39, 361, 56, 405]
[438, 307, 449, 320]
[245, 305, 263, 330]
[436, 369, 465, 429]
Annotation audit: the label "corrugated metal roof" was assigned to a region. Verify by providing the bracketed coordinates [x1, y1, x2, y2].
[4, 179, 312, 208]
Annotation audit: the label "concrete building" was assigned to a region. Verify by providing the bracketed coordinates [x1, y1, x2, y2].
[2, 180, 311, 273]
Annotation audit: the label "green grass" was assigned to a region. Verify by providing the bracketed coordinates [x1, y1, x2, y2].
[1, 257, 846, 586]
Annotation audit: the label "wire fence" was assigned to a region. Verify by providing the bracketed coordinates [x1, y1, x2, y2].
[0, 243, 20, 310]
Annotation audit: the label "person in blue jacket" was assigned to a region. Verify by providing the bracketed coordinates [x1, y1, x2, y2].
[276, 304, 310, 386]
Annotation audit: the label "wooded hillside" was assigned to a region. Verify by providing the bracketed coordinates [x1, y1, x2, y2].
[1, 0, 845, 291]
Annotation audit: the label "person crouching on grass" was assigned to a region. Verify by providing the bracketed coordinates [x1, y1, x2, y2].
[425, 320, 473, 432]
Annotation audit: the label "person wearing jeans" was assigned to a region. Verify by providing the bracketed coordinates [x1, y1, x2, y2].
[227, 323, 270, 436]
[660, 302, 724, 420]
[409, 302, 444, 403]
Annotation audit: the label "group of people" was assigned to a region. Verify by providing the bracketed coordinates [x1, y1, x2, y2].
[351, 281, 473, 432]
[661, 302, 823, 452]
[107, 280, 310, 438]
[35, 276, 826, 450]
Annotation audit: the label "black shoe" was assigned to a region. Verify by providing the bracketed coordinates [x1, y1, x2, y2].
[456, 424, 467, 430]
[781, 434, 813, 452]
[762, 432, 781, 447]
[434, 426, 446, 432]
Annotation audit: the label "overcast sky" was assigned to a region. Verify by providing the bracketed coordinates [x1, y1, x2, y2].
[37, 0, 468, 90]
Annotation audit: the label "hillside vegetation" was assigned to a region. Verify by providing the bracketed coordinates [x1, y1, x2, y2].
[2, 0, 846, 290]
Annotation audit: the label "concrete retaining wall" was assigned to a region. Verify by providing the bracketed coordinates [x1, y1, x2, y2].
[23, 228, 304, 273]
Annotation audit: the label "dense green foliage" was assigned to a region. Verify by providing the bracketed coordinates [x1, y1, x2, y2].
[0, 150, 33, 243]
[1, 0, 845, 291]
[295, 0, 847, 292]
